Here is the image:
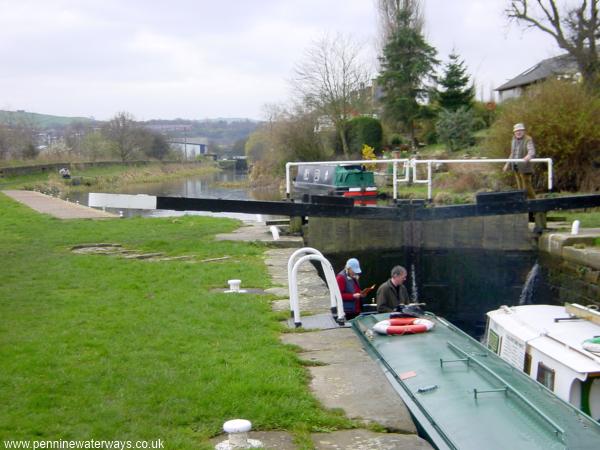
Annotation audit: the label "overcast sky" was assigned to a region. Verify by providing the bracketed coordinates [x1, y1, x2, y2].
[0, 0, 560, 121]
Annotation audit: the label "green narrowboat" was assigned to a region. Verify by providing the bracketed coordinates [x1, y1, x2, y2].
[352, 312, 600, 450]
[293, 164, 377, 205]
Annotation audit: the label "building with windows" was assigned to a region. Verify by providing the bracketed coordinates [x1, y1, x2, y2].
[168, 138, 208, 159]
[496, 53, 580, 102]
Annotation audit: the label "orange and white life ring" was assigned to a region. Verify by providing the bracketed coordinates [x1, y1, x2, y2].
[373, 317, 435, 335]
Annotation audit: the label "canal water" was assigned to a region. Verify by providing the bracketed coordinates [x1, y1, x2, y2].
[73, 170, 558, 338]
[326, 249, 558, 339]
[70, 170, 281, 220]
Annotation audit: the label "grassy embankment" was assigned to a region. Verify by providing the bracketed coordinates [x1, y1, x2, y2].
[0, 194, 352, 449]
[0, 162, 221, 194]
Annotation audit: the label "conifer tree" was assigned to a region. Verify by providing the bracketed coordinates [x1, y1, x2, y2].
[437, 52, 475, 111]
[377, 8, 438, 145]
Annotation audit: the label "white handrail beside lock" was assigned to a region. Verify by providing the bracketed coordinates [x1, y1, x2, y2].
[285, 157, 553, 202]
[287, 248, 345, 328]
[411, 158, 553, 200]
[287, 247, 323, 318]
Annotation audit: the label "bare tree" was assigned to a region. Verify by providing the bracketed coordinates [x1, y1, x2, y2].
[64, 122, 90, 159]
[376, 0, 424, 50]
[0, 124, 11, 160]
[103, 112, 139, 161]
[292, 34, 372, 158]
[507, 0, 599, 89]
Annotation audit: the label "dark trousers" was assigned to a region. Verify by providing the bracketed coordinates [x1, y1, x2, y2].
[514, 172, 535, 199]
[515, 172, 546, 230]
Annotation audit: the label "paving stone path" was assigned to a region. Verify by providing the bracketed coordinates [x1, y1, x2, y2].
[211, 225, 432, 449]
[2, 190, 116, 219]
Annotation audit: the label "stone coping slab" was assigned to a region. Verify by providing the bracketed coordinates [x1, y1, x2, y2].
[2, 190, 116, 219]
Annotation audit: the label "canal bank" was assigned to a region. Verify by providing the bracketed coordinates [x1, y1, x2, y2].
[214, 223, 432, 449]
[2, 190, 117, 219]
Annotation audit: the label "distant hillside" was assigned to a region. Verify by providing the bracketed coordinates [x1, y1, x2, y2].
[0, 110, 95, 129]
[0, 110, 261, 146]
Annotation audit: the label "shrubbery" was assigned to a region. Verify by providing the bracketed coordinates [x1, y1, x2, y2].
[486, 80, 600, 191]
[435, 107, 475, 152]
[346, 116, 383, 156]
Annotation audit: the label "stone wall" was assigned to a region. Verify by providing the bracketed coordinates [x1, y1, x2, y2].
[538, 233, 600, 305]
[304, 214, 533, 252]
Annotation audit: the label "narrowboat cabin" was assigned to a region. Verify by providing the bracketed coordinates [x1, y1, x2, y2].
[293, 164, 377, 205]
[485, 303, 600, 420]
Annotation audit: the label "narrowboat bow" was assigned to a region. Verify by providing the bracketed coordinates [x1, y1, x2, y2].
[352, 311, 600, 450]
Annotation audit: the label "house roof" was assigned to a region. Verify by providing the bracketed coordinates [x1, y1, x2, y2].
[496, 53, 579, 91]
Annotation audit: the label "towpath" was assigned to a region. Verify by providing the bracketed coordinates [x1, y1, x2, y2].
[213, 222, 432, 449]
[2, 190, 116, 219]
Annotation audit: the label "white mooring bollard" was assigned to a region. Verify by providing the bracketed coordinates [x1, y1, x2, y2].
[571, 219, 580, 235]
[269, 225, 280, 241]
[215, 419, 263, 449]
[226, 279, 241, 293]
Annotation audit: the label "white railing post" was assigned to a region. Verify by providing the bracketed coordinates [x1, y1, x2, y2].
[427, 161, 433, 200]
[547, 158, 553, 190]
[285, 162, 292, 198]
[392, 161, 398, 200]
[287, 247, 323, 317]
[320, 257, 344, 322]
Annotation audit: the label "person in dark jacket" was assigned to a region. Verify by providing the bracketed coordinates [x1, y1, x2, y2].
[376, 265, 409, 313]
[335, 258, 364, 318]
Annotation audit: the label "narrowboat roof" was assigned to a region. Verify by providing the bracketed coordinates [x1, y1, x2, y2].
[487, 305, 600, 374]
[295, 163, 370, 170]
[352, 312, 600, 450]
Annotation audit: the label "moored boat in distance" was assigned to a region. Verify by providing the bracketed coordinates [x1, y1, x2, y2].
[352, 310, 600, 450]
[293, 164, 377, 205]
[485, 303, 600, 419]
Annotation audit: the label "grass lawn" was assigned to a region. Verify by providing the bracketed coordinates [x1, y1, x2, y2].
[547, 209, 600, 229]
[0, 193, 351, 449]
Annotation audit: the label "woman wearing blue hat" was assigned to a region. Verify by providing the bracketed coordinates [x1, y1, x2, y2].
[335, 258, 365, 318]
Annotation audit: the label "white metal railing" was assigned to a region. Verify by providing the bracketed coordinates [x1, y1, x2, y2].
[287, 247, 323, 319]
[287, 248, 345, 328]
[411, 158, 553, 200]
[285, 159, 410, 200]
[285, 157, 553, 201]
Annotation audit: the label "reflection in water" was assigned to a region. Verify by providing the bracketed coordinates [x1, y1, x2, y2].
[410, 262, 419, 302]
[326, 248, 558, 338]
